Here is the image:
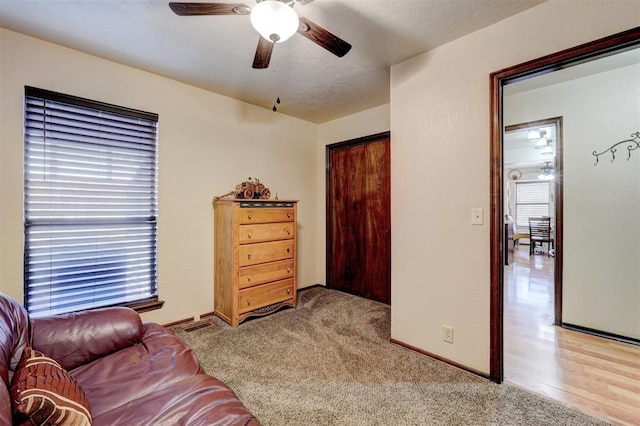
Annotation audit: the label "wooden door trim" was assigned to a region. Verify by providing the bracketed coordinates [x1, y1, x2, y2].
[325, 131, 391, 154]
[325, 131, 391, 291]
[489, 27, 640, 383]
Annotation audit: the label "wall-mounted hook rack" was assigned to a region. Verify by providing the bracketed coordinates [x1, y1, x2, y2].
[592, 131, 640, 165]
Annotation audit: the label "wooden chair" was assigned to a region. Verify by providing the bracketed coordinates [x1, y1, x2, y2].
[528, 216, 554, 256]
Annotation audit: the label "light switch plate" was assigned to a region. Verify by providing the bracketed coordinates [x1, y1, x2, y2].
[471, 208, 483, 225]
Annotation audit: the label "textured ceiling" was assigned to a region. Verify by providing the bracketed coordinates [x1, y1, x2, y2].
[0, 0, 546, 123]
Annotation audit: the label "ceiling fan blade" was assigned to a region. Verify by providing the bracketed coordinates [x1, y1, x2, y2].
[252, 37, 274, 69]
[169, 2, 250, 16]
[297, 17, 351, 58]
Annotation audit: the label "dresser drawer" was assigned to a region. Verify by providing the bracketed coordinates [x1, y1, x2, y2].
[238, 240, 294, 267]
[239, 259, 294, 289]
[238, 223, 295, 244]
[240, 208, 294, 224]
[238, 279, 294, 314]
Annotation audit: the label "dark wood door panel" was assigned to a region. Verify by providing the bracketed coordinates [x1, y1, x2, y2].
[364, 138, 390, 304]
[327, 132, 391, 304]
[329, 144, 366, 296]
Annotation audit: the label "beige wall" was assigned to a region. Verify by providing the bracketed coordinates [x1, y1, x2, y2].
[390, 0, 639, 373]
[315, 104, 391, 284]
[0, 29, 318, 325]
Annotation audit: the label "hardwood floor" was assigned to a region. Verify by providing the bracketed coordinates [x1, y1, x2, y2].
[504, 245, 640, 426]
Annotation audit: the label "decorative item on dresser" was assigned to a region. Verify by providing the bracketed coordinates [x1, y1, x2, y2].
[213, 199, 298, 327]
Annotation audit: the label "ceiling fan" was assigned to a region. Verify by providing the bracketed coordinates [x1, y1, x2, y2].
[169, 0, 352, 69]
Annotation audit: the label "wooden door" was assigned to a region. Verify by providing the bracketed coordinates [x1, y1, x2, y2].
[326, 132, 390, 304]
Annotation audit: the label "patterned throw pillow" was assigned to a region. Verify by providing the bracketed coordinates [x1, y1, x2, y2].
[10, 346, 92, 426]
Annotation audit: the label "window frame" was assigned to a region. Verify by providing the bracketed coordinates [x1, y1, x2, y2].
[514, 180, 551, 229]
[23, 86, 163, 317]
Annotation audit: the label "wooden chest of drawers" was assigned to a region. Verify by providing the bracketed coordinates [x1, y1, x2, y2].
[213, 199, 297, 326]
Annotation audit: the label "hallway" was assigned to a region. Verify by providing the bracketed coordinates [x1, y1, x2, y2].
[504, 245, 640, 425]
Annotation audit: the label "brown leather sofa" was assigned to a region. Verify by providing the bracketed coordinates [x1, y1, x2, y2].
[0, 292, 259, 425]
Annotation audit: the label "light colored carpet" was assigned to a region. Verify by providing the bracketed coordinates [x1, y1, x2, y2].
[172, 287, 609, 425]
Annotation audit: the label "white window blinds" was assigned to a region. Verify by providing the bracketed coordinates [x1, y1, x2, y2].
[24, 86, 159, 317]
[515, 181, 550, 227]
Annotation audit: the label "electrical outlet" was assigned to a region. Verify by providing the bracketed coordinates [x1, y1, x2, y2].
[443, 326, 454, 344]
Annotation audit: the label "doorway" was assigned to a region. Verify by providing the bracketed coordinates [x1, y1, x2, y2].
[489, 27, 640, 383]
[503, 118, 563, 389]
[326, 131, 391, 304]
[503, 117, 563, 325]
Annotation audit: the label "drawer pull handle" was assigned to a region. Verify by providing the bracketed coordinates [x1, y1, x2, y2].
[247, 276, 251, 282]
[287, 213, 291, 218]
[247, 232, 252, 239]
[247, 253, 252, 260]
[286, 229, 291, 235]
[247, 299, 251, 306]
[286, 247, 291, 253]
[248, 213, 252, 220]
[286, 267, 290, 273]
[287, 288, 291, 294]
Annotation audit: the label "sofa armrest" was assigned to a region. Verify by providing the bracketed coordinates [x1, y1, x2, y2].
[31, 307, 143, 371]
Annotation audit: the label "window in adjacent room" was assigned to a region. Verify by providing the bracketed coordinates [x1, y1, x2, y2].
[23, 86, 160, 317]
[515, 181, 550, 228]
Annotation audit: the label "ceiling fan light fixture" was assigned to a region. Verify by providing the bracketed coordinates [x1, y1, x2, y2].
[534, 137, 549, 148]
[250, 0, 299, 43]
[527, 129, 541, 141]
[538, 172, 554, 180]
[538, 162, 554, 180]
[540, 145, 554, 156]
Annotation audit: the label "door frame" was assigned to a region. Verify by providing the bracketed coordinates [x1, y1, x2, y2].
[325, 131, 391, 293]
[504, 116, 564, 325]
[489, 27, 640, 383]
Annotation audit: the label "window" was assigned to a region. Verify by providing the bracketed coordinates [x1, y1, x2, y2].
[515, 181, 550, 228]
[24, 87, 159, 317]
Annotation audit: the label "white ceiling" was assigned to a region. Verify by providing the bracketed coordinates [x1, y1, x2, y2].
[0, 0, 546, 123]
